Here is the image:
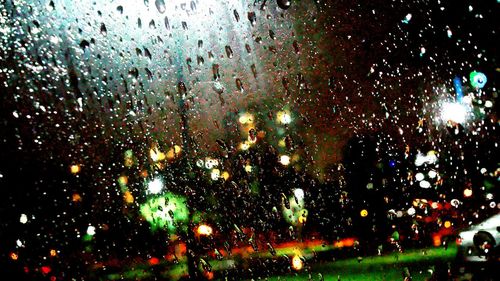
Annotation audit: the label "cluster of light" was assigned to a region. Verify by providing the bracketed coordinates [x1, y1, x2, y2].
[464, 188, 473, 197]
[277, 110, 292, 124]
[86, 225, 96, 236]
[415, 150, 438, 166]
[70, 164, 81, 174]
[124, 149, 135, 167]
[210, 168, 220, 180]
[204, 158, 219, 169]
[419, 180, 431, 189]
[19, 214, 28, 224]
[292, 255, 304, 270]
[279, 155, 291, 166]
[72, 193, 82, 202]
[239, 141, 251, 151]
[118, 175, 128, 186]
[197, 224, 213, 236]
[283, 190, 307, 226]
[441, 102, 468, 124]
[123, 191, 134, 204]
[293, 188, 305, 201]
[150, 147, 166, 162]
[469, 71, 487, 89]
[238, 113, 254, 124]
[140, 193, 189, 232]
[221, 171, 230, 181]
[148, 178, 164, 194]
[428, 170, 437, 178]
[360, 209, 368, 217]
[166, 145, 182, 159]
[245, 164, 252, 173]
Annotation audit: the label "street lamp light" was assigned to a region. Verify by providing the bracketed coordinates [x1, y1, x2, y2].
[440, 102, 469, 124]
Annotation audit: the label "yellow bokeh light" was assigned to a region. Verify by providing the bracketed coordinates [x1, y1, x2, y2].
[278, 139, 286, 147]
[124, 191, 134, 204]
[245, 164, 252, 173]
[240, 141, 250, 151]
[70, 164, 81, 174]
[210, 168, 220, 180]
[239, 113, 254, 124]
[221, 171, 230, 181]
[166, 145, 182, 159]
[124, 157, 134, 167]
[444, 221, 451, 228]
[50, 249, 57, 257]
[292, 255, 303, 270]
[464, 188, 472, 197]
[118, 175, 128, 186]
[360, 209, 368, 217]
[197, 224, 213, 236]
[150, 147, 166, 162]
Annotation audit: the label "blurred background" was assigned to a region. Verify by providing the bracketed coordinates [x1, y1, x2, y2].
[0, 0, 498, 280]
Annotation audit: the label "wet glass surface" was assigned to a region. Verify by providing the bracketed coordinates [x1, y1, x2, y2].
[0, 0, 498, 280]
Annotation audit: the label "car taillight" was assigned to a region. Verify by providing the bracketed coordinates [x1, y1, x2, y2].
[456, 236, 463, 245]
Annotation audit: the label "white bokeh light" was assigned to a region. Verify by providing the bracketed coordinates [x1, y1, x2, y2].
[441, 102, 468, 124]
[148, 178, 164, 194]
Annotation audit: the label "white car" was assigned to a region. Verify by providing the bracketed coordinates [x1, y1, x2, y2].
[456, 213, 500, 263]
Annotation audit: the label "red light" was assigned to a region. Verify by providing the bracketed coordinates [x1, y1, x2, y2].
[41, 266, 51, 274]
[456, 237, 463, 245]
[148, 257, 160, 265]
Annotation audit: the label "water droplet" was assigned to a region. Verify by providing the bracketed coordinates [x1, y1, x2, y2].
[225, 45, 233, 58]
[137, 18, 142, 28]
[198, 40, 203, 48]
[100, 23, 107, 36]
[277, 0, 291, 10]
[248, 12, 257, 26]
[197, 55, 204, 65]
[245, 44, 252, 53]
[155, 0, 166, 13]
[149, 19, 156, 29]
[212, 64, 220, 80]
[48, 0, 55, 11]
[212, 81, 224, 94]
[190, 1, 197, 11]
[116, 5, 123, 14]
[182, 21, 188, 30]
[251, 64, 257, 78]
[129, 67, 139, 79]
[234, 9, 240, 22]
[235, 78, 244, 92]
[269, 29, 276, 40]
[293, 40, 300, 54]
[164, 16, 170, 30]
[79, 40, 90, 51]
[145, 68, 153, 81]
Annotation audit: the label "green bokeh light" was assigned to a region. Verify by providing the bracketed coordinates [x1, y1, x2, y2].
[140, 193, 189, 232]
